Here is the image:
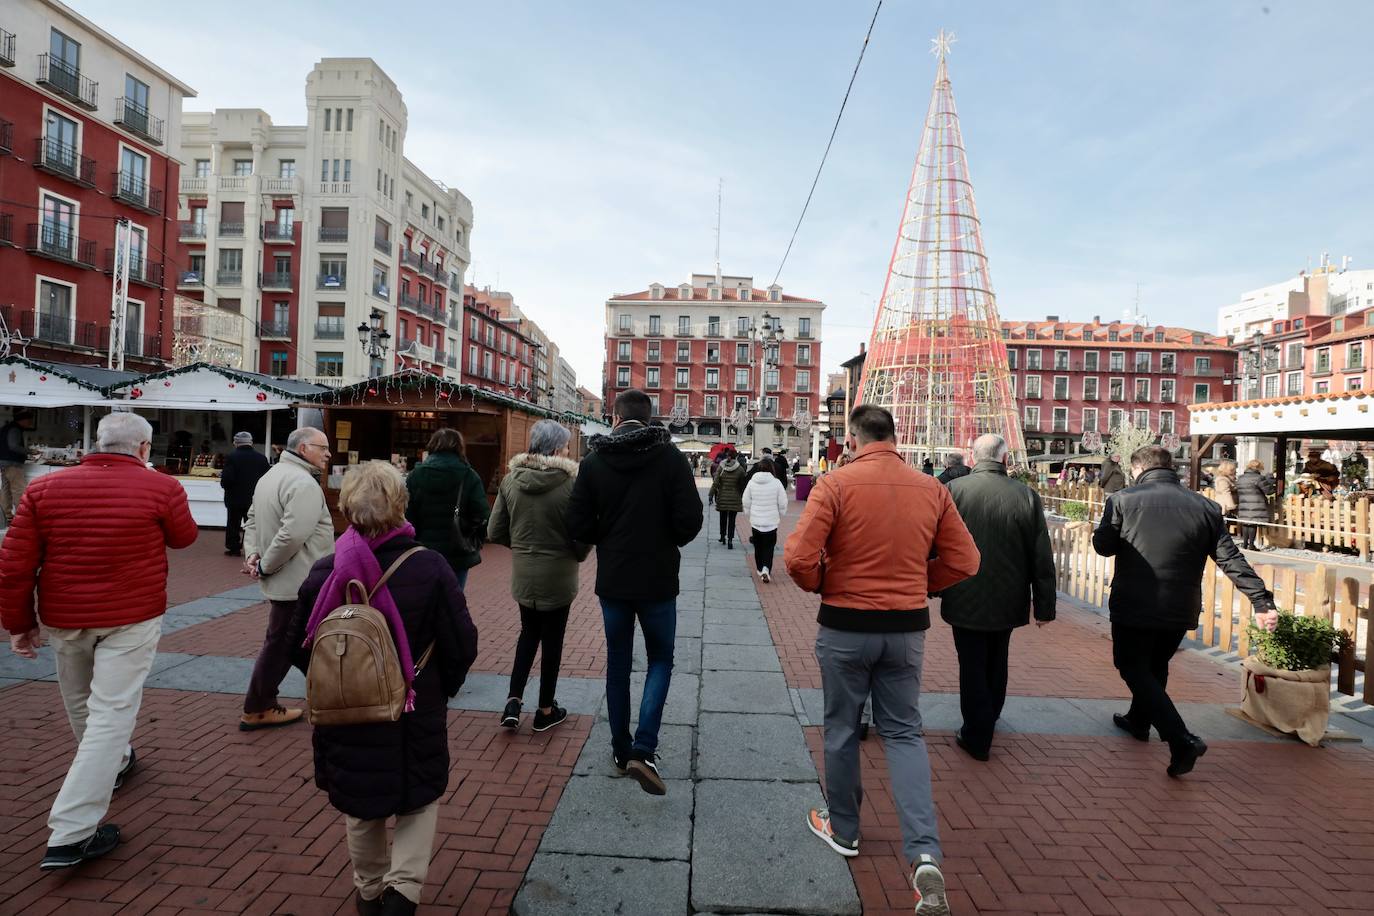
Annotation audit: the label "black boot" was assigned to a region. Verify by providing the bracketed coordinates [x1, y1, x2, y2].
[379, 887, 417, 915]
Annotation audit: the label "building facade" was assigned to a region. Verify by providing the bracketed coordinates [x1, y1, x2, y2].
[578, 385, 602, 419]
[554, 355, 580, 415]
[1003, 318, 1238, 457]
[461, 285, 537, 402]
[603, 273, 824, 452]
[0, 0, 195, 369]
[175, 58, 473, 385]
[1218, 259, 1374, 341]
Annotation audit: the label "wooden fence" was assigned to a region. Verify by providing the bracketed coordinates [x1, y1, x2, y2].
[1048, 519, 1371, 704]
[1034, 482, 1104, 519]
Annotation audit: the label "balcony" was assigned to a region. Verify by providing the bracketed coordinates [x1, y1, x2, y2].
[259, 271, 293, 291]
[103, 250, 164, 287]
[180, 176, 208, 194]
[114, 98, 164, 145]
[674, 328, 694, 338]
[34, 137, 95, 187]
[0, 28, 14, 67]
[0, 118, 11, 155]
[25, 223, 95, 267]
[219, 222, 244, 238]
[260, 176, 300, 196]
[374, 235, 391, 255]
[319, 181, 351, 195]
[400, 249, 423, 270]
[318, 226, 348, 243]
[303, 376, 346, 389]
[734, 328, 751, 338]
[314, 322, 345, 341]
[398, 292, 422, 313]
[0, 305, 159, 357]
[317, 273, 346, 290]
[258, 320, 292, 339]
[262, 222, 295, 243]
[177, 270, 204, 289]
[431, 266, 449, 286]
[37, 54, 98, 110]
[179, 221, 206, 241]
[616, 326, 635, 336]
[674, 351, 692, 365]
[216, 269, 242, 286]
[434, 348, 448, 365]
[797, 330, 814, 340]
[219, 175, 256, 192]
[372, 283, 390, 302]
[112, 171, 163, 215]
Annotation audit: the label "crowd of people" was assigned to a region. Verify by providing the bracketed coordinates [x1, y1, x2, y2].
[0, 393, 1285, 915]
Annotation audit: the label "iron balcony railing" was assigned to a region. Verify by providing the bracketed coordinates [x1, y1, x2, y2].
[219, 222, 245, 238]
[318, 226, 348, 242]
[400, 250, 423, 269]
[418, 301, 441, 320]
[178, 270, 204, 288]
[398, 292, 422, 313]
[179, 221, 206, 240]
[103, 250, 164, 287]
[0, 28, 15, 68]
[114, 98, 164, 145]
[216, 269, 243, 286]
[34, 136, 95, 186]
[25, 223, 96, 267]
[262, 223, 295, 242]
[372, 284, 390, 301]
[112, 171, 163, 215]
[258, 320, 292, 339]
[446, 353, 458, 369]
[315, 322, 345, 340]
[374, 235, 391, 255]
[259, 271, 293, 290]
[37, 54, 98, 109]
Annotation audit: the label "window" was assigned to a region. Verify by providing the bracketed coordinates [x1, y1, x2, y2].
[706, 368, 719, 389]
[1159, 411, 1175, 434]
[316, 353, 344, 377]
[273, 254, 291, 275]
[799, 317, 812, 338]
[1109, 378, 1124, 400]
[676, 368, 690, 388]
[1007, 349, 1018, 369]
[668, 341, 685, 362]
[1135, 379, 1150, 401]
[269, 351, 289, 376]
[706, 343, 719, 363]
[343, 159, 352, 182]
[1024, 375, 1042, 399]
[1054, 350, 1069, 370]
[1084, 351, 1099, 371]
[346, 108, 353, 131]
[1196, 356, 1212, 373]
[40, 192, 76, 255]
[1025, 349, 1042, 370]
[737, 316, 750, 336]
[1083, 376, 1099, 400]
[1053, 376, 1068, 399]
[194, 158, 210, 178]
[469, 316, 479, 340]
[678, 315, 691, 335]
[1348, 343, 1363, 369]
[372, 262, 388, 296]
[483, 352, 494, 379]
[763, 396, 779, 417]
[1286, 342, 1303, 368]
[1052, 407, 1068, 432]
[1263, 375, 1279, 398]
[1160, 379, 1176, 402]
[379, 119, 385, 141]
[796, 370, 811, 391]
[1134, 352, 1151, 373]
[1109, 351, 1125, 372]
[1082, 407, 1098, 432]
[485, 325, 494, 347]
[316, 303, 344, 339]
[37, 279, 74, 342]
[218, 247, 243, 273]
[1160, 352, 1175, 373]
[708, 316, 720, 336]
[798, 344, 811, 365]
[1193, 383, 1210, 403]
[1134, 409, 1150, 428]
[649, 395, 661, 415]
[617, 341, 631, 361]
[764, 369, 780, 391]
[647, 341, 660, 362]
[324, 109, 331, 131]
[705, 395, 719, 416]
[796, 397, 811, 416]
[1108, 330, 1119, 342]
[735, 368, 750, 389]
[1024, 406, 1040, 430]
[233, 159, 252, 176]
[618, 313, 631, 333]
[1053, 329, 1065, 341]
[468, 345, 479, 373]
[1132, 330, 1144, 342]
[736, 343, 749, 362]
[649, 315, 661, 335]
[1315, 380, 1330, 395]
[319, 255, 346, 287]
[646, 367, 660, 388]
[1348, 377, 1364, 391]
[50, 28, 80, 74]
[1285, 372, 1302, 396]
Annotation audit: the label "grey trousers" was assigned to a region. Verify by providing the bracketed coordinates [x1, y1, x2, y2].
[816, 626, 941, 864]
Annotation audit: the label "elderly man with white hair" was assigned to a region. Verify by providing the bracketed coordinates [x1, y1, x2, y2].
[941, 434, 1057, 762]
[0, 411, 198, 870]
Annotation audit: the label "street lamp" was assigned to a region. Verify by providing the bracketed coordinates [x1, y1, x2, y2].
[357, 307, 391, 377]
[751, 311, 784, 457]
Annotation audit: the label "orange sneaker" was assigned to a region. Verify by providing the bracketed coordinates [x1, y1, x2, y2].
[239, 706, 304, 731]
[806, 808, 858, 857]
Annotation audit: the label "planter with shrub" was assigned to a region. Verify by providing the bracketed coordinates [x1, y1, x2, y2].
[1241, 613, 1351, 746]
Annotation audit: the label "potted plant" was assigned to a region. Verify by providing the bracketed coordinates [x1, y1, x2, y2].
[1242, 613, 1351, 746]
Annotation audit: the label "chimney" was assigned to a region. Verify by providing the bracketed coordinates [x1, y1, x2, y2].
[1045, 315, 1059, 322]
[859, 342, 866, 354]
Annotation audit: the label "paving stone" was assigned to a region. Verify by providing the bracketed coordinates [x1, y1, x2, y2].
[449, 672, 602, 716]
[0, 677, 26, 692]
[633, 635, 700, 674]
[702, 623, 774, 645]
[702, 643, 782, 673]
[538, 774, 694, 860]
[0, 645, 56, 680]
[141, 654, 306, 698]
[676, 611, 704, 638]
[704, 604, 767, 626]
[514, 854, 690, 916]
[211, 584, 268, 602]
[691, 780, 860, 915]
[696, 712, 818, 781]
[793, 687, 963, 732]
[700, 670, 794, 715]
[162, 595, 258, 619]
[574, 721, 694, 780]
[616, 671, 698, 725]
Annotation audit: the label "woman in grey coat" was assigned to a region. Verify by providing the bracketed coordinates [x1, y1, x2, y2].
[488, 420, 591, 732]
[1235, 459, 1277, 550]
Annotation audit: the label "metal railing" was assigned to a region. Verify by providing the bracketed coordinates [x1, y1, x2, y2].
[34, 137, 95, 186]
[258, 320, 292, 339]
[446, 353, 458, 369]
[315, 322, 345, 340]
[37, 54, 98, 109]
[374, 235, 391, 255]
[177, 271, 204, 288]
[372, 284, 390, 301]
[216, 269, 243, 286]
[25, 223, 95, 266]
[258, 271, 293, 290]
[418, 302, 441, 320]
[104, 250, 164, 286]
[318, 226, 348, 242]
[262, 223, 294, 242]
[0, 28, 15, 68]
[114, 98, 164, 144]
[400, 250, 423, 269]
[218, 222, 244, 237]
[112, 171, 163, 214]
[179, 221, 206, 240]
[398, 292, 422, 313]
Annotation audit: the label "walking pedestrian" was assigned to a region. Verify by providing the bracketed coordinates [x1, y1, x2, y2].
[1093, 445, 1278, 777]
[1099, 454, 1127, 494]
[785, 405, 979, 915]
[709, 448, 746, 549]
[772, 450, 790, 491]
[1236, 459, 1276, 549]
[0, 412, 197, 870]
[742, 456, 788, 582]
[240, 426, 335, 731]
[405, 428, 489, 589]
[292, 461, 478, 915]
[942, 435, 1056, 761]
[921, 456, 935, 475]
[936, 452, 970, 485]
[220, 431, 270, 556]
[568, 389, 703, 795]
[0, 408, 35, 525]
[488, 420, 590, 733]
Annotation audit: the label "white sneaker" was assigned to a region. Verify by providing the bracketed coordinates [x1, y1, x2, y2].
[760, 567, 771, 582]
[913, 854, 949, 915]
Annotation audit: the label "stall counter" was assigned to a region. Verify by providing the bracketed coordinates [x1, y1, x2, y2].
[20, 463, 227, 528]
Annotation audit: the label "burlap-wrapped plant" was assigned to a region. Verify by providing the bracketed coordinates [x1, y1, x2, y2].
[1242, 614, 1350, 747]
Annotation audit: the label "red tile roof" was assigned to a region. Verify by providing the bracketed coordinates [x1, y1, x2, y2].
[1001, 319, 1229, 348]
[1189, 388, 1373, 410]
[610, 288, 821, 304]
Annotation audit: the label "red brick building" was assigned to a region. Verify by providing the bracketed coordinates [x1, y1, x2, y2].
[462, 285, 537, 402]
[0, 1, 194, 369]
[1003, 318, 1238, 457]
[603, 273, 824, 452]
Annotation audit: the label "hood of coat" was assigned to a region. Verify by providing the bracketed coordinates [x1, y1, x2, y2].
[588, 422, 673, 470]
[720, 458, 741, 472]
[505, 452, 579, 494]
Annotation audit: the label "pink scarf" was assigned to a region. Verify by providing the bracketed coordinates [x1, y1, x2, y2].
[303, 522, 422, 712]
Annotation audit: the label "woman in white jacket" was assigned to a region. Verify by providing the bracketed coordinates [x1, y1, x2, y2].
[741, 457, 789, 582]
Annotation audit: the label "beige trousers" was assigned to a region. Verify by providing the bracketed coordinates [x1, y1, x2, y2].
[344, 802, 440, 904]
[0, 464, 26, 520]
[46, 617, 161, 846]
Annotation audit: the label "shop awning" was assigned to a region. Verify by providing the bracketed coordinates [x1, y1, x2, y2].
[105, 363, 329, 411]
[1188, 390, 1374, 440]
[0, 356, 132, 408]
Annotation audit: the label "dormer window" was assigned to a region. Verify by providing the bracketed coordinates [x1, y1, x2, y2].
[708, 284, 720, 300]
[768, 284, 782, 303]
[650, 283, 664, 301]
[739, 285, 751, 301]
[679, 284, 692, 300]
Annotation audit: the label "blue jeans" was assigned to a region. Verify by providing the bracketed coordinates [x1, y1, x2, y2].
[601, 598, 676, 758]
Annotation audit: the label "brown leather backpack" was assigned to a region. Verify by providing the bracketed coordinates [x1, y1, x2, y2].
[306, 547, 434, 726]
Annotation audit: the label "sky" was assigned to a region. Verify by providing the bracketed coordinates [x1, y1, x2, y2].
[74, 0, 1374, 389]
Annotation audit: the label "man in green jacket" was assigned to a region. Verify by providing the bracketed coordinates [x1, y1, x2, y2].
[942, 434, 1056, 761]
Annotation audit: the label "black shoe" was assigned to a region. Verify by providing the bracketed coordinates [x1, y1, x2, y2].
[113, 749, 136, 791]
[612, 749, 629, 775]
[1167, 735, 1208, 778]
[858, 722, 870, 741]
[224, 548, 239, 556]
[955, 730, 990, 762]
[719, 536, 726, 544]
[355, 891, 383, 916]
[378, 887, 416, 916]
[532, 705, 568, 733]
[627, 751, 667, 795]
[500, 698, 521, 729]
[727, 540, 734, 550]
[40, 824, 120, 871]
[1112, 713, 1150, 742]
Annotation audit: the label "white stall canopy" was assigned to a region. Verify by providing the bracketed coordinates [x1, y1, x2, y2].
[104, 363, 328, 411]
[0, 356, 133, 408]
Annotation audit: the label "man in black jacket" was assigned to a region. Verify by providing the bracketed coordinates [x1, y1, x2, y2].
[936, 453, 970, 485]
[1093, 445, 1278, 777]
[942, 435, 1055, 761]
[220, 432, 270, 555]
[568, 389, 703, 796]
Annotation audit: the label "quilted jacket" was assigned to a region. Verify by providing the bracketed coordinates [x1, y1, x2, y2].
[0, 453, 198, 633]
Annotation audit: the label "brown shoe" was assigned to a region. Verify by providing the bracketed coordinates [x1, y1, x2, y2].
[239, 706, 304, 731]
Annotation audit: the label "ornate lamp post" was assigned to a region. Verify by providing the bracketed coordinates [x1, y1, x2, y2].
[356, 307, 391, 378]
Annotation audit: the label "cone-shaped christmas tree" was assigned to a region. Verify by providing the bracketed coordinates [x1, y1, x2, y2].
[858, 31, 1023, 465]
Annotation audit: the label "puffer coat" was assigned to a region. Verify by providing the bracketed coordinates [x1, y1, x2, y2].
[405, 452, 490, 572]
[710, 460, 747, 512]
[1236, 469, 1276, 522]
[292, 535, 478, 820]
[487, 453, 591, 610]
[0, 453, 198, 633]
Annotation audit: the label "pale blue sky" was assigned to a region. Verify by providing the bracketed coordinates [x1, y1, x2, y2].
[75, 0, 1374, 386]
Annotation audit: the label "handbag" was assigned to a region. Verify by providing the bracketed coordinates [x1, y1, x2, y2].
[450, 471, 484, 554]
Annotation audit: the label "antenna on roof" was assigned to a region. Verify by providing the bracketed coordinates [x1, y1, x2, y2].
[714, 177, 723, 287]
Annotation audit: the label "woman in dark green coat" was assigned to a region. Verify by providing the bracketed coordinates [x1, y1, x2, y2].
[708, 449, 747, 548]
[405, 428, 490, 588]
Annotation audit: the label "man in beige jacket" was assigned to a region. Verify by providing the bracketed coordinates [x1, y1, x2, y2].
[240, 427, 335, 730]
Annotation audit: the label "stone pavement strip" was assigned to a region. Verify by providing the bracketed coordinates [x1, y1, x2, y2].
[513, 514, 862, 916]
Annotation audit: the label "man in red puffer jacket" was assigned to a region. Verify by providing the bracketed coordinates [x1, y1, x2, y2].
[0, 411, 197, 872]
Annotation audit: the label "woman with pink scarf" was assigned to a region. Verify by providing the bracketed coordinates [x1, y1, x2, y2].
[291, 462, 478, 915]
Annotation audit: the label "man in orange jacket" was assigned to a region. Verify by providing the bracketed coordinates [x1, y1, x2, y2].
[785, 404, 980, 916]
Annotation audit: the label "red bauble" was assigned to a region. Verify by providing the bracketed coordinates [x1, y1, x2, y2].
[256, 392, 268, 402]
[164, 381, 172, 386]
[38, 375, 47, 381]
[130, 388, 143, 399]
[367, 387, 378, 397]
[228, 382, 236, 388]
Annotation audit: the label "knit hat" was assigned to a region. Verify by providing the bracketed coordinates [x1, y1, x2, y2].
[233, 431, 253, 446]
